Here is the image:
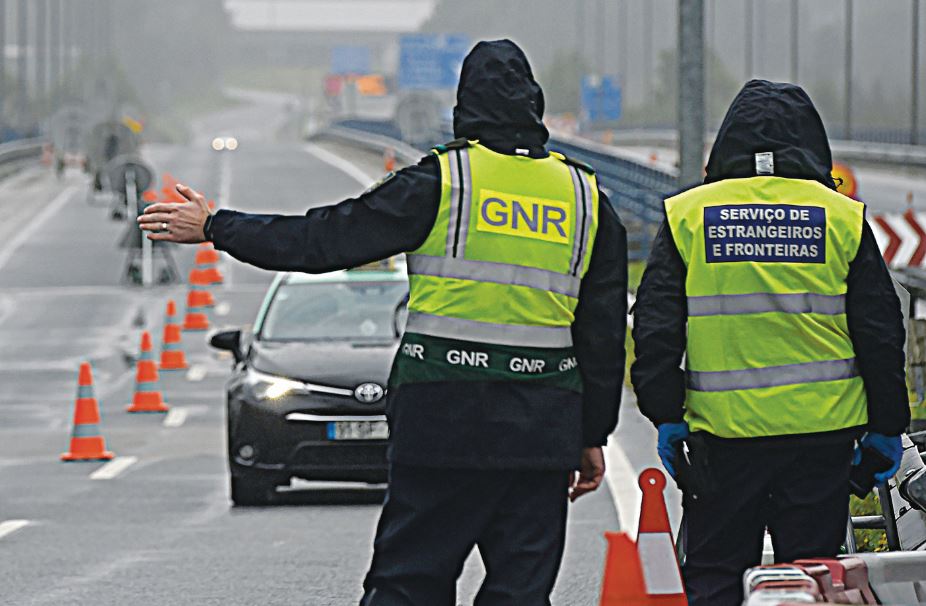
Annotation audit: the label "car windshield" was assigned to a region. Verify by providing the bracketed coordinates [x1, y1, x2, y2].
[259, 280, 408, 342]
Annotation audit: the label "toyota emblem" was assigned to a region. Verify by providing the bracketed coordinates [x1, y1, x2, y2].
[354, 383, 384, 403]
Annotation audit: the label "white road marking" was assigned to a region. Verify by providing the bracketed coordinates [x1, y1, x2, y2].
[215, 301, 231, 316]
[0, 186, 76, 272]
[0, 519, 30, 540]
[186, 364, 207, 382]
[163, 407, 188, 428]
[303, 143, 377, 187]
[604, 439, 641, 539]
[89, 456, 138, 480]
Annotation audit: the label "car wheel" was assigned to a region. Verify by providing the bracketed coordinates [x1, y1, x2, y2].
[230, 474, 276, 507]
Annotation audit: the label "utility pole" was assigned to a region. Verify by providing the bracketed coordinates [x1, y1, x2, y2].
[844, 0, 853, 140]
[745, 0, 753, 80]
[914, 0, 920, 145]
[596, 0, 605, 77]
[679, 0, 705, 187]
[620, 0, 628, 87]
[16, 0, 27, 124]
[35, 0, 46, 109]
[62, 0, 72, 92]
[49, 0, 59, 111]
[790, 0, 799, 82]
[0, 0, 6, 117]
[644, 0, 653, 101]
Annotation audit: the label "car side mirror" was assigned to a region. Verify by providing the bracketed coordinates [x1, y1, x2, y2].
[210, 329, 242, 363]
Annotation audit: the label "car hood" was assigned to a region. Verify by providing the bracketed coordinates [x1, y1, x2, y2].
[249, 340, 397, 387]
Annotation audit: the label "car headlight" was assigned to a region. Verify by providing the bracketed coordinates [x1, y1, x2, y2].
[211, 137, 225, 151]
[246, 369, 305, 401]
[224, 137, 238, 151]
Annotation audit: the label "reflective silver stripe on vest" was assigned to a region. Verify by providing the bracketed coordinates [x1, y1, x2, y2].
[567, 166, 594, 277]
[406, 312, 574, 348]
[445, 149, 472, 258]
[407, 254, 582, 297]
[687, 293, 847, 317]
[687, 358, 859, 392]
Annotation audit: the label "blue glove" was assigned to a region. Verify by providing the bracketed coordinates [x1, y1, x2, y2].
[853, 433, 904, 483]
[657, 422, 690, 479]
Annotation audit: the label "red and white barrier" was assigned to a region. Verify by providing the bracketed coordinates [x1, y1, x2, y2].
[869, 209, 926, 268]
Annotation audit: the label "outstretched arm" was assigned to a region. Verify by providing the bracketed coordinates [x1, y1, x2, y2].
[138, 155, 440, 273]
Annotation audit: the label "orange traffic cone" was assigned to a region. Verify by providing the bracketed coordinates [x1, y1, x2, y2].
[207, 199, 216, 211]
[61, 363, 115, 461]
[195, 243, 220, 266]
[188, 261, 214, 289]
[187, 281, 215, 308]
[599, 468, 687, 605]
[195, 243, 224, 285]
[159, 300, 188, 371]
[182, 289, 210, 331]
[126, 331, 170, 413]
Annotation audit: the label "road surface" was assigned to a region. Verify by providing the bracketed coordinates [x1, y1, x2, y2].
[0, 91, 671, 605]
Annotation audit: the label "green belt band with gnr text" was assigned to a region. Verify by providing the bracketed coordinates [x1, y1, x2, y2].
[390, 332, 583, 392]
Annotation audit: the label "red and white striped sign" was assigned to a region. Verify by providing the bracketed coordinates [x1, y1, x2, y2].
[869, 209, 926, 268]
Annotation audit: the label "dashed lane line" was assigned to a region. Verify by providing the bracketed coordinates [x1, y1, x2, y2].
[303, 143, 377, 187]
[186, 364, 207, 382]
[0, 186, 77, 272]
[0, 519, 30, 540]
[89, 456, 138, 480]
[163, 407, 188, 428]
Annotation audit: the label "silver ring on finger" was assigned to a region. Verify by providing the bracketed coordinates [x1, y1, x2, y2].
[161, 222, 169, 231]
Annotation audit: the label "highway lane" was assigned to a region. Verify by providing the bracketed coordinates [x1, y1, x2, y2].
[0, 93, 631, 605]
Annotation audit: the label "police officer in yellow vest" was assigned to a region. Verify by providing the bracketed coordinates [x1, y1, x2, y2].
[140, 40, 627, 605]
[632, 80, 910, 605]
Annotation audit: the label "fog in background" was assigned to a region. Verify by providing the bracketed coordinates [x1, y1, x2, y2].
[0, 0, 922, 144]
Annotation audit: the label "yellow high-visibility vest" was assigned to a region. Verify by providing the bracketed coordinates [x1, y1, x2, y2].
[665, 176, 868, 438]
[391, 140, 599, 390]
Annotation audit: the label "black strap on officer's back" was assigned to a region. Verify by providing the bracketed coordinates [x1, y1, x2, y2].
[432, 138, 471, 154]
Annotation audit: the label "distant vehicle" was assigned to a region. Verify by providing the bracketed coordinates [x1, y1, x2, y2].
[211, 135, 238, 152]
[210, 261, 407, 506]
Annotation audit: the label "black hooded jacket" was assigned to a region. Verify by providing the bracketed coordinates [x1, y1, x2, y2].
[631, 79, 910, 441]
[208, 40, 627, 469]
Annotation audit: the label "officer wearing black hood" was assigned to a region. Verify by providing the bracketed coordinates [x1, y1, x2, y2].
[140, 40, 627, 605]
[632, 80, 909, 605]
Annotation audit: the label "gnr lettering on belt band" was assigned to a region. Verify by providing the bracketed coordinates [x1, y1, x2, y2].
[446, 349, 490, 368]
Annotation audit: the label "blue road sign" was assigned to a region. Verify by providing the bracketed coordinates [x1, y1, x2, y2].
[398, 34, 470, 90]
[581, 76, 622, 123]
[331, 46, 371, 75]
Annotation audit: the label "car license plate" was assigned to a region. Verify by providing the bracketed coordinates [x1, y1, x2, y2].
[327, 420, 389, 441]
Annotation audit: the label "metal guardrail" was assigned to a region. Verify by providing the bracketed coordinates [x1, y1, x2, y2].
[599, 128, 926, 168]
[318, 124, 422, 165]
[0, 137, 45, 169]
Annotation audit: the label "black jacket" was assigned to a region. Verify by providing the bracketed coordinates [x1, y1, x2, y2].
[631, 80, 910, 441]
[209, 40, 627, 469]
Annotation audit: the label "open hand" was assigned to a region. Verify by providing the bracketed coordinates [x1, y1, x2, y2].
[137, 184, 210, 244]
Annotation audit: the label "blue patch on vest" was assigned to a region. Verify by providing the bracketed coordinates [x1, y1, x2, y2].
[704, 204, 826, 264]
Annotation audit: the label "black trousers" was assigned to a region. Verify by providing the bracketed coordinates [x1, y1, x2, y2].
[360, 464, 570, 606]
[681, 438, 854, 606]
